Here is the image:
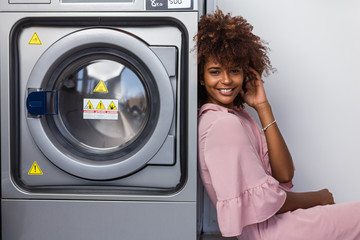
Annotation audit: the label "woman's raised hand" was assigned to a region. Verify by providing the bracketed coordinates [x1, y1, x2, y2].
[240, 68, 268, 111]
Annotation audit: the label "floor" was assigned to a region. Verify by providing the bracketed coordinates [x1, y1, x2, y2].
[200, 234, 237, 239]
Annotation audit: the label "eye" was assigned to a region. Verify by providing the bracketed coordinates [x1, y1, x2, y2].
[230, 69, 241, 74]
[209, 70, 220, 75]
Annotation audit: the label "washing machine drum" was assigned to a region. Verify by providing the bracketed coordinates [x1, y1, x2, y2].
[25, 28, 174, 180]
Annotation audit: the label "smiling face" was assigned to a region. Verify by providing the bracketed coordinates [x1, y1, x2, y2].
[202, 57, 244, 108]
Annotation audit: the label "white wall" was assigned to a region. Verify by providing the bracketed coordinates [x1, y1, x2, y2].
[215, 0, 360, 203]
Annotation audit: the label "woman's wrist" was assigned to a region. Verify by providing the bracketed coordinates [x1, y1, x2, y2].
[255, 102, 273, 121]
[254, 101, 271, 113]
[255, 102, 277, 130]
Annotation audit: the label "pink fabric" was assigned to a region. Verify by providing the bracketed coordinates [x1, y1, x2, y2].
[198, 103, 360, 240]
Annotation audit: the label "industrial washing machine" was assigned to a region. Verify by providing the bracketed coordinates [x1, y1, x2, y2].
[0, 0, 199, 239]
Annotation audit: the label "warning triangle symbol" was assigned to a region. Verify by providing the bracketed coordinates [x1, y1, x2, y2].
[108, 101, 117, 110]
[96, 101, 106, 110]
[85, 100, 94, 109]
[93, 80, 109, 93]
[29, 32, 42, 45]
[28, 161, 43, 175]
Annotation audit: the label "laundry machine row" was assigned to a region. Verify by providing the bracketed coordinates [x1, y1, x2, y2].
[1, 0, 200, 239]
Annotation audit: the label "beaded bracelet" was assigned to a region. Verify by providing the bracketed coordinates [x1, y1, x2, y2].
[262, 120, 276, 132]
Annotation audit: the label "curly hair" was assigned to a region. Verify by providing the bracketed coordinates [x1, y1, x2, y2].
[194, 9, 273, 107]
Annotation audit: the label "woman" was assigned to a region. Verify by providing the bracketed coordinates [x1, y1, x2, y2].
[197, 10, 360, 240]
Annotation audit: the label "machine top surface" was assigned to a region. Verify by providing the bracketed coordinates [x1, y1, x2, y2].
[0, 0, 199, 12]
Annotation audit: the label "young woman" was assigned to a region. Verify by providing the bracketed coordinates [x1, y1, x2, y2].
[196, 10, 360, 240]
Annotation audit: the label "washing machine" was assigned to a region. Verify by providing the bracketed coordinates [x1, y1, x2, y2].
[1, 0, 199, 239]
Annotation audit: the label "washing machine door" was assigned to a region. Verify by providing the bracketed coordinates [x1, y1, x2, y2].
[25, 28, 174, 180]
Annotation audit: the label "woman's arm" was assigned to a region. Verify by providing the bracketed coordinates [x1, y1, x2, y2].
[256, 102, 294, 183]
[277, 189, 335, 214]
[241, 69, 294, 183]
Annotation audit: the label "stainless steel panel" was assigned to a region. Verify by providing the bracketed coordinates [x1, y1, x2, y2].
[2, 199, 197, 240]
[1, 12, 198, 201]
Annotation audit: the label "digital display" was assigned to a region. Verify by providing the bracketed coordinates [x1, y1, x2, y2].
[146, 0, 193, 10]
[168, 0, 191, 9]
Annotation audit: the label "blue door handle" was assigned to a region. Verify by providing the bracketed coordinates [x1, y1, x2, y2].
[26, 91, 58, 115]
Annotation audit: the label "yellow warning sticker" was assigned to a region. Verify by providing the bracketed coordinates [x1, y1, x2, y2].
[28, 161, 43, 175]
[83, 98, 119, 120]
[108, 101, 117, 110]
[85, 100, 94, 110]
[28, 32, 42, 45]
[93, 80, 109, 93]
[96, 101, 106, 110]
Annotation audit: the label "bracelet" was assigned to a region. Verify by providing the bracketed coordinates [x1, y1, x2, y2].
[262, 120, 276, 132]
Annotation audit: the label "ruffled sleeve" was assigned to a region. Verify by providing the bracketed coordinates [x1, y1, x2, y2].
[203, 114, 286, 237]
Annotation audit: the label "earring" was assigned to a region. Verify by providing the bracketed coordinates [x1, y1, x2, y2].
[200, 81, 205, 86]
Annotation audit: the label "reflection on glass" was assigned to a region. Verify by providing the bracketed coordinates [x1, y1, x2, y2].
[54, 59, 149, 155]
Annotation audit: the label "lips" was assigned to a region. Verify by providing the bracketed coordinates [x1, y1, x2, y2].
[218, 88, 234, 95]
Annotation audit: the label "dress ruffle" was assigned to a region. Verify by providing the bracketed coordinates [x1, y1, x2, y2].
[216, 176, 286, 237]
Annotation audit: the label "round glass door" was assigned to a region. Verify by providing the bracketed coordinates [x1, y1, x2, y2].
[50, 55, 153, 159]
[25, 28, 174, 180]
[64, 59, 148, 151]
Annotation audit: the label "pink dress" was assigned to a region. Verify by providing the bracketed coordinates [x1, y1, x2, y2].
[198, 103, 360, 240]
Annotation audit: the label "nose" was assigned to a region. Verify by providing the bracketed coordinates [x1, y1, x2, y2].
[220, 71, 232, 84]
